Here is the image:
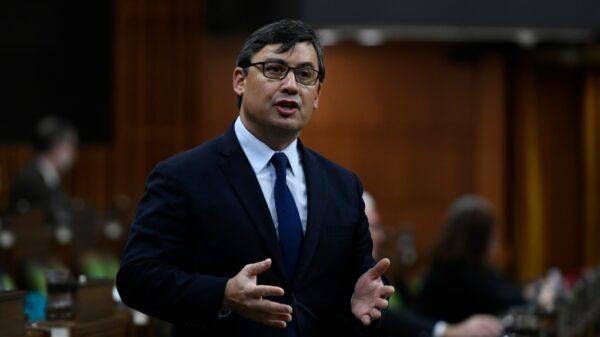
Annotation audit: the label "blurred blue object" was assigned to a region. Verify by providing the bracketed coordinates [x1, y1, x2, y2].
[24, 291, 47, 323]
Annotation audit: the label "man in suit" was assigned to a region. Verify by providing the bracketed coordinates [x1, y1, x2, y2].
[362, 192, 503, 337]
[117, 19, 394, 337]
[9, 116, 78, 224]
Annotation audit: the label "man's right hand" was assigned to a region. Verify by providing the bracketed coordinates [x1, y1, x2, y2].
[221, 258, 292, 328]
[445, 315, 503, 337]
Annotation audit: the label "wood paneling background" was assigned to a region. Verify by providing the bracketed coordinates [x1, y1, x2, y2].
[583, 70, 600, 267]
[0, 1, 596, 277]
[512, 62, 586, 280]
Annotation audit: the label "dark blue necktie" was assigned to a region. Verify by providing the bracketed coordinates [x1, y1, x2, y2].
[271, 152, 304, 279]
[271, 153, 302, 337]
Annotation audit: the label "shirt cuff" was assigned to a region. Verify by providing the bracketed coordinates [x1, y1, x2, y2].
[433, 321, 448, 337]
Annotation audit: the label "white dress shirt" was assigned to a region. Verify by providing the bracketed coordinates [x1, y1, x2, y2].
[37, 156, 61, 189]
[234, 117, 308, 235]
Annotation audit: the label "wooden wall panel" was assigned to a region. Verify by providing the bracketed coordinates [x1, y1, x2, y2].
[583, 70, 600, 266]
[198, 36, 243, 139]
[112, 0, 205, 201]
[512, 61, 586, 280]
[475, 55, 509, 268]
[538, 69, 584, 272]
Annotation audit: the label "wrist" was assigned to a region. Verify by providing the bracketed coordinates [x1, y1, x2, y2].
[221, 278, 233, 311]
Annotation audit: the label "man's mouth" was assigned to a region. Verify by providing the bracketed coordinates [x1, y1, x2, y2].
[275, 99, 300, 116]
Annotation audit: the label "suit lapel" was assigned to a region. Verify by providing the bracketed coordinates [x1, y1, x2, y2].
[295, 142, 328, 284]
[218, 127, 288, 281]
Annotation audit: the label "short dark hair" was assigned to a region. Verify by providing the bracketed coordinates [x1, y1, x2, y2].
[235, 19, 325, 108]
[34, 116, 77, 153]
[432, 195, 495, 266]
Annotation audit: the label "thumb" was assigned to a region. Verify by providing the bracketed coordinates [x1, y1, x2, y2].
[243, 258, 272, 276]
[369, 258, 391, 278]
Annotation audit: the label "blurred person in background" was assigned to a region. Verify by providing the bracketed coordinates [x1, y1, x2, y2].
[363, 192, 503, 337]
[416, 195, 525, 324]
[8, 116, 78, 225]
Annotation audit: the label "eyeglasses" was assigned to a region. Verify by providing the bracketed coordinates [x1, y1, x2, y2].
[248, 62, 321, 86]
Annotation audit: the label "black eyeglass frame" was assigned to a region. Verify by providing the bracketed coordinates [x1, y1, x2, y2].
[247, 62, 321, 86]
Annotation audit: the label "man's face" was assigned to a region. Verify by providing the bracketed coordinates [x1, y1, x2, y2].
[50, 133, 78, 174]
[233, 42, 322, 144]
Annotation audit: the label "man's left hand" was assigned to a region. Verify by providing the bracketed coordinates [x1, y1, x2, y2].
[351, 258, 395, 325]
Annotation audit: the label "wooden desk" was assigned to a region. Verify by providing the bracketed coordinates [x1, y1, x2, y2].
[0, 290, 27, 337]
[39, 315, 127, 337]
[74, 279, 114, 322]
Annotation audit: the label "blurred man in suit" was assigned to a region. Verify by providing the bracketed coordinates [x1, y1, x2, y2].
[363, 192, 504, 337]
[117, 19, 394, 337]
[9, 116, 78, 224]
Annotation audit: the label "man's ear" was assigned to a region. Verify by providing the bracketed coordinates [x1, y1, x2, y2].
[313, 83, 322, 109]
[233, 67, 246, 96]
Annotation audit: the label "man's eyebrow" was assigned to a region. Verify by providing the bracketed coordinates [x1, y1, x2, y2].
[296, 62, 317, 69]
[261, 58, 317, 69]
[262, 58, 286, 64]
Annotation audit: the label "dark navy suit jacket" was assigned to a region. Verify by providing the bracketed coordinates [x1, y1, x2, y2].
[116, 126, 377, 337]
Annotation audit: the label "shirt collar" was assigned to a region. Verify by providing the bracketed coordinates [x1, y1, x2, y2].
[36, 156, 61, 188]
[234, 116, 302, 176]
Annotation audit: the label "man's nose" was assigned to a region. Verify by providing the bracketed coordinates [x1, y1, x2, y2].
[280, 70, 299, 93]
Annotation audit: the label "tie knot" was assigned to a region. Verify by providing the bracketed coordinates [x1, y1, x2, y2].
[271, 152, 289, 178]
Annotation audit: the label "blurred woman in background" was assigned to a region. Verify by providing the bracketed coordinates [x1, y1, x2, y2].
[416, 195, 525, 323]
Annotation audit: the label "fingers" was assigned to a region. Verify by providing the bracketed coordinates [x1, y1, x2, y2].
[369, 308, 381, 320]
[369, 258, 391, 278]
[471, 315, 502, 328]
[247, 298, 293, 315]
[249, 285, 285, 298]
[474, 324, 500, 337]
[265, 319, 287, 328]
[243, 258, 272, 276]
[252, 308, 293, 329]
[474, 316, 502, 337]
[455, 315, 502, 337]
[375, 298, 388, 310]
[359, 308, 382, 326]
[256, 311, 291, 328]
[257, 311, 292, 325]
[379, 285, 395, 298]
[269, 312, 293, 322]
